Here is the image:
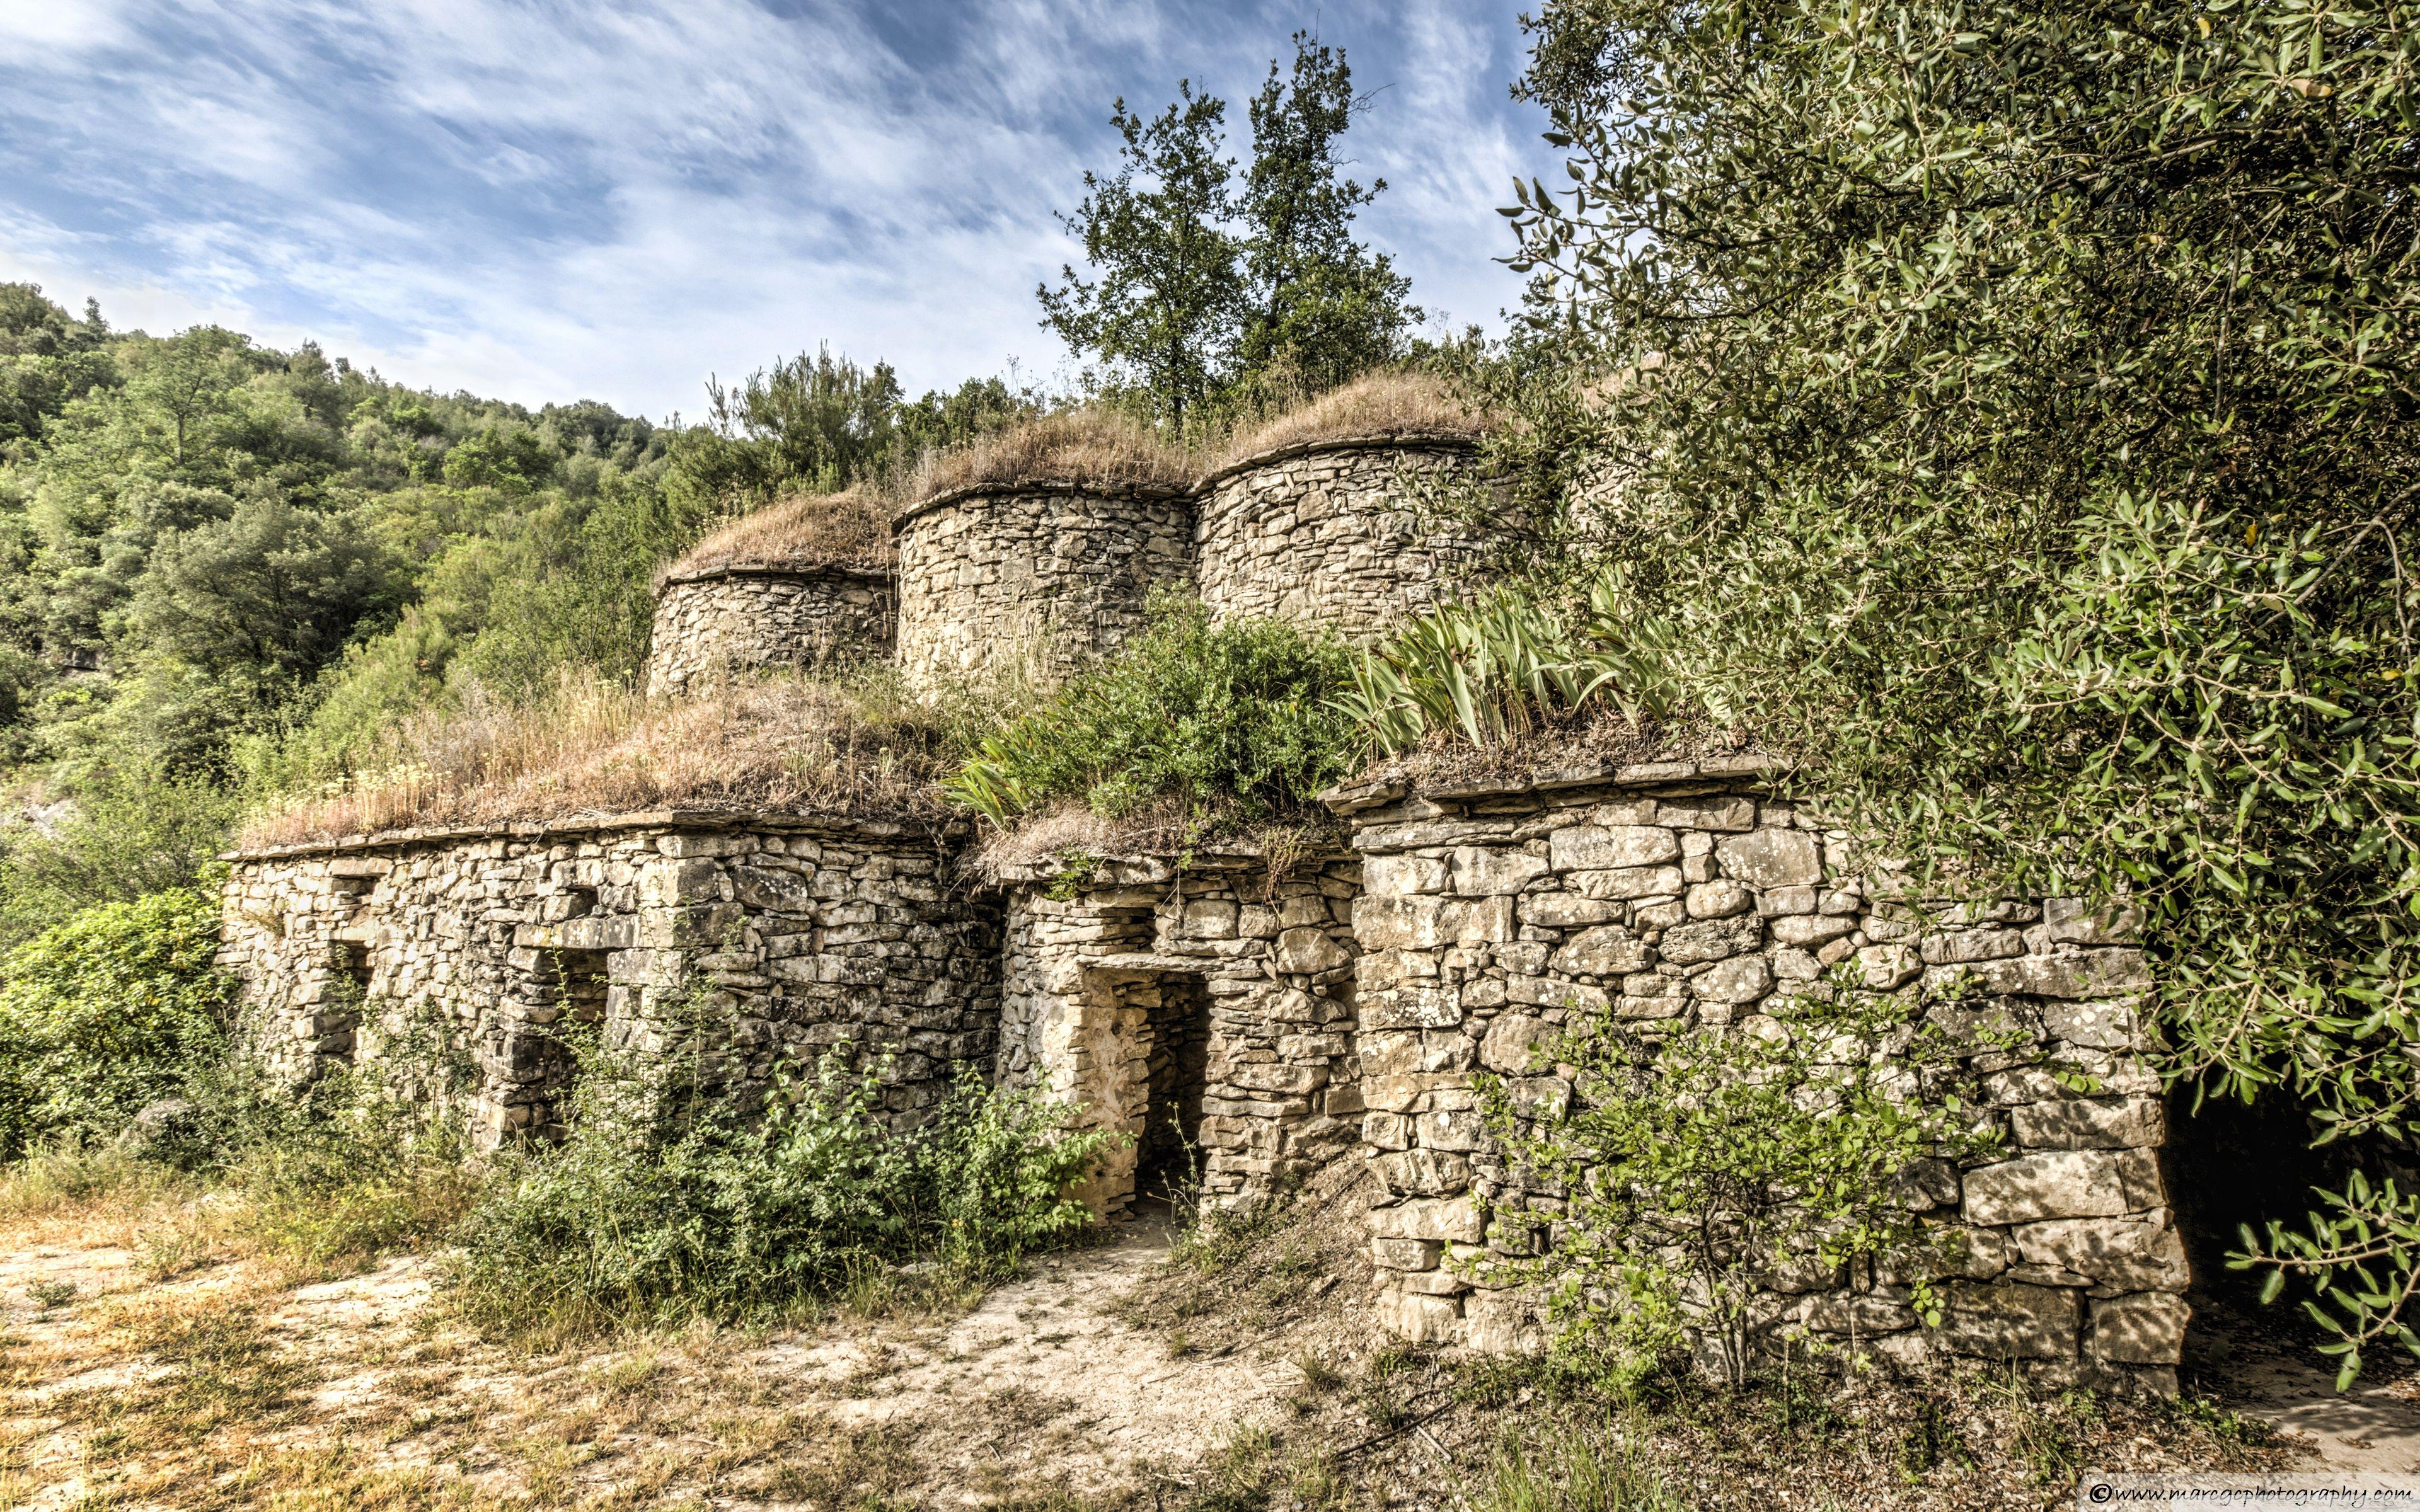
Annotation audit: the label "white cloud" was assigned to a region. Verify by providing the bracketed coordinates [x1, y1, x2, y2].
[0, 0, 1555, 416]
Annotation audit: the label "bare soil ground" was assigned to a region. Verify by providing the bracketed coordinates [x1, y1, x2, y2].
[0, 1159, 2355, 1511]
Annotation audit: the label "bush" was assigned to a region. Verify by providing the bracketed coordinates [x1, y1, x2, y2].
[0, 888, 233, 1161]
[444, 1034, 1117, 1339]
[946, 593, 1355, 825]
[1340, 569, 1685, 755]
[1477, 990, 1997, 1387]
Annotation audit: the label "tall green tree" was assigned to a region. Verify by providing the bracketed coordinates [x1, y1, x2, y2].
[1040, 84, 1244, 428]
[1502, 0, 2420, 1378]
[1236, 33, 1419, 392]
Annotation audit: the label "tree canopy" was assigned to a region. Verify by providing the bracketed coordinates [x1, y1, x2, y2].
[1040, 33, 1419, 428]
[1505, 0, 2420, 1375]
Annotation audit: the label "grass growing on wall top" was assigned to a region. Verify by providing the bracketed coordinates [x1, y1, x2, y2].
[240, 665, 967, 847]
[655, 484, 896, 581]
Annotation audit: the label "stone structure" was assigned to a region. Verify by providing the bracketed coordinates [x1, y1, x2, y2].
[891, 483, 1192, 692]
[645, 565, 896, 697]
[1322, 759, 2185, 1390]
[992, 847, 1364, 1212]
[219, 811, 998, 1143]
[222, 411, 2208, 1391]
[1194, 435, 1491, 637]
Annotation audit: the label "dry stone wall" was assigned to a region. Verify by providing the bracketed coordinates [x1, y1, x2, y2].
[645, 566, 895, 697]
[218, 813, 998, 1145]
[1325, 762, 2187, 1391]
[1195, 437, 1490, 637]
[993, 850, 1365, 1213]
[892, 484, 1192, 692]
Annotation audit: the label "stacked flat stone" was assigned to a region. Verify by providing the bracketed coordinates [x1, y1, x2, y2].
[218, 813, 999, 1145]
[644, 565, 896, 697]
[1325, 761, 2185, 1392]
[993, 849, 1365, 1213]
[892, 482, 1192, 693]
[1195, 433, 1490, 637]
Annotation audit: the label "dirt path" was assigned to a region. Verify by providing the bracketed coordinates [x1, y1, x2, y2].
[2194, 1296, 2420, 1476]
[0, 1208, 1312, 1508]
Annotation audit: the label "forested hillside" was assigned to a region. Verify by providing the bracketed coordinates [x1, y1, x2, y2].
[0, 284, 1028, 944]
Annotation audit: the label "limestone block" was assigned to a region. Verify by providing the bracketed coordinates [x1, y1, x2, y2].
[1694, 956, 1773, 1005]
[1363, 1112, 1412, 1150]
[1549, 825, 1681, 873]
[1370, 1195, 1487, 1244]
[1372, 1237, 1443, 1271]
[1768, 914, 1857, 948]
[1963, 1149, 2165, 1225]
[2086, 1292, 2190, 1365]
[1660, 917, 1761, 965]
[1374, 1288, 1464, 1343]
[1685, 881, 1753, 919]
[1717, 830, 1823, 889]
[1933, 1281, 2082, 1360]
[2012, 1213, 2189, 1293]
[1656, 797, 1756, 832]
[1365, 854, 1449, 896]
[1758, 885, 1819, 917]
[1376, 1148, 1472, 1194]
[1417, 1106, 1486, 1152]
[2010, 1097, 2164, 1150]
[1461, 1291, 1545, 1353]
[1522, 893, 1625, 928]
[1361, 983, 1463, 1031]
[1276, 927, 1352, 974]
[1451, 847, 1552, 896]
[1919, 929, 2028, 965]
[1479, 1014, 1555, 1074]
[2043, 897, 2143, 947]
[1573, 866, 1686, 901]
[2040, 997, 2145, 1051]
[1549, 925, 1651, 977]
[1356, 895, 1451, 951]
[1506, 976, 1610, 1012]
[1964, 950, 2152, 1000]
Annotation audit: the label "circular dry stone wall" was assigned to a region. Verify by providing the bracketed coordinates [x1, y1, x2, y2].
[1195, 434, 1490, 637]
[645, 565, 896, 697]
[893, 483, 1192, 692]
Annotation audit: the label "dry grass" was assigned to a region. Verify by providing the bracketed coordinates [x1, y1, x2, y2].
[656, 485, 893, 585]
[239, 669, 957, 849]
[1211, 368, 1498, 471]
[904, 407, 1194, 505]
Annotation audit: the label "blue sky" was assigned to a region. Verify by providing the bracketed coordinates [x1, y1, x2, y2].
[0, 1, 1555, 420]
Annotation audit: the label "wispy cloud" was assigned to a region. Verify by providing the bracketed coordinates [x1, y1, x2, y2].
[0, 0, 1553, 416]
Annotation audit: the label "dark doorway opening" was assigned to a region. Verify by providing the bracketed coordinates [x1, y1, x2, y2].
[1137, 974, 1213, 1207]
[2164, 1080, 2420, 1381]
[530, 947, 610, 1138]
[322, 940, 372, 1065]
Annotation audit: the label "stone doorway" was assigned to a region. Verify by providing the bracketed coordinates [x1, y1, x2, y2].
[524, 946, 609, 1140]
[1066, 959, 1217, 1217]
[1136, 974, 1213, 1208]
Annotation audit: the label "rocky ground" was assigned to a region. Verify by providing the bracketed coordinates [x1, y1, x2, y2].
[0, 1159, 2360, 1511]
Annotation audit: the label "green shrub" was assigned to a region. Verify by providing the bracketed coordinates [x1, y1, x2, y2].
[0, 888, 233, 1161]
[444, 1036, 1117, 1339]
[946, 593, 1355, 825]
[1476, 989, 1998, 1387]
[1340, 569, 1685, 755]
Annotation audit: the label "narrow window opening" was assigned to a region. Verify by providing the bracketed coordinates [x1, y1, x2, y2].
[529, 947, 611, 1140]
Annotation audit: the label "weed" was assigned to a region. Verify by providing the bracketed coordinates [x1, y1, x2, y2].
[1293, 1346, 1342, 1392]
[1167, 1329, 1196, 1359]
[1475, 1421, 1686, 1512]
[24, 1280, 75, 1310]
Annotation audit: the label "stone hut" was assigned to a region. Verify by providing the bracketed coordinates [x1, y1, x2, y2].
[1194, 432, 1493, 637]
[991, 845, 1364, 1213]
[1321, 759, 2186, 1390]
[891, 481, 1192, 693]
[645, 490, 897, 696]
[219, 810, 998, 1145]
